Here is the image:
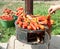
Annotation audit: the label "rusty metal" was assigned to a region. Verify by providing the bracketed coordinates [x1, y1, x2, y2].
[25, 0, 33, 15]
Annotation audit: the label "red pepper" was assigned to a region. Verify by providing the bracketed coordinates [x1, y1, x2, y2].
[30, 22, 36, 30]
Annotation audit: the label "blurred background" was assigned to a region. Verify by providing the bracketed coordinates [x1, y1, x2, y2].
[0, 0, 60, 42]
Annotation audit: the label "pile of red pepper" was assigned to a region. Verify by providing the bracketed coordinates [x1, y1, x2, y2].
[0, 15, 13, 21]
[16, 7, 24, 17]
[0, 8, 14, 21]
[16, 7, 54, 30]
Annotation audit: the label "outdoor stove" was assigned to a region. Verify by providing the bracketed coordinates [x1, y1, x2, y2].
[15, 0, 52, 49]
[16, 23, 50, 44]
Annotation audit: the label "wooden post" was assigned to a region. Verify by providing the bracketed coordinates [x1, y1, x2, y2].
[25, 0, 33, 15]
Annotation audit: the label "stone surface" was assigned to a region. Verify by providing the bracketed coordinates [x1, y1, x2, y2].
[0, 35, 60, 49]
[0, 43, 7, 49]
[7, 35, 16, 49]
